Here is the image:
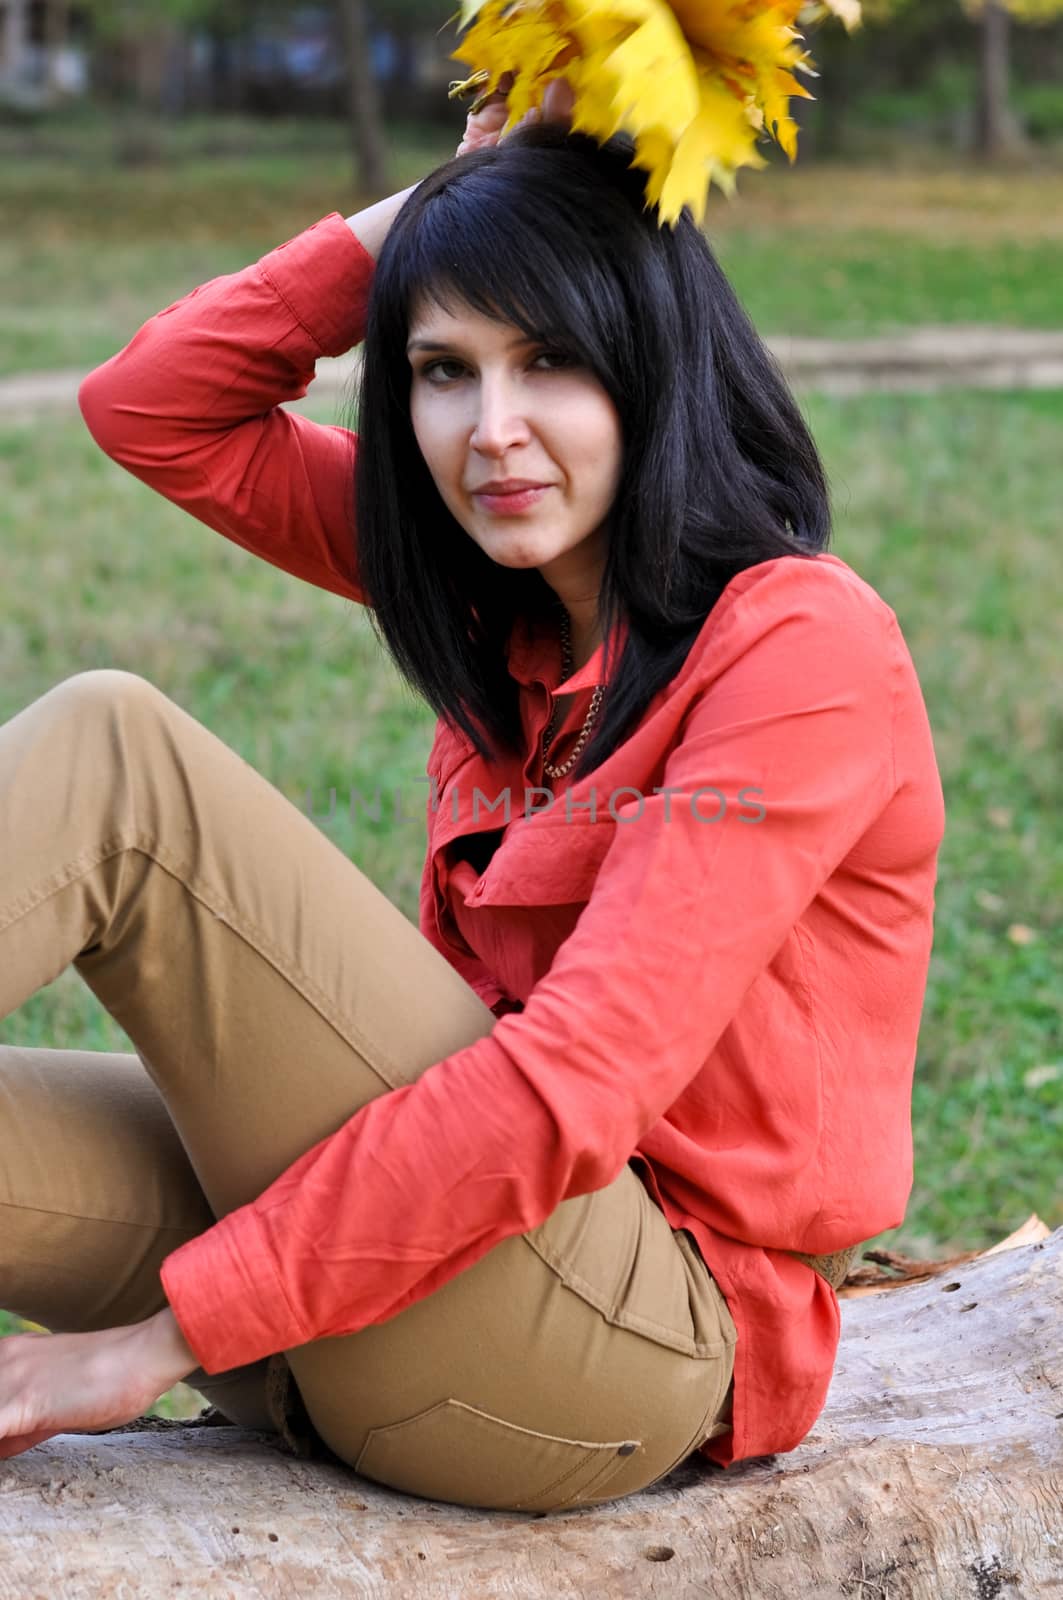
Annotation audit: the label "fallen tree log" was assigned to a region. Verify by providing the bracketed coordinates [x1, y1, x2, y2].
[2, 1226, 1060, 1599]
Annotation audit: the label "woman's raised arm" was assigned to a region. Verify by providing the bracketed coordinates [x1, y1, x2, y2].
[76, 205, 404, 604]
[78, 91, 567, 602]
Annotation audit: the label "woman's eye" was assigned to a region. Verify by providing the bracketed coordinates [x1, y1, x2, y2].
[422, 358, 467, 383]
[533, 350, 575, 370]
[419, 350, 575, 384]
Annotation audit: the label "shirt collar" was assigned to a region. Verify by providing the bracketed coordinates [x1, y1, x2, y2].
[505, 611, 627, 693]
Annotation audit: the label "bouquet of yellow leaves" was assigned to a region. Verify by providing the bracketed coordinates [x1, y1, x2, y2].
[449, 1, 863, 226]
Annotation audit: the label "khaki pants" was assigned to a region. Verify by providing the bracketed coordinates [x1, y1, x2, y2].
[0, 670, 736, 1514]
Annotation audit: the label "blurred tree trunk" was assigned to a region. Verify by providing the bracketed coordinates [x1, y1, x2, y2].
[797, 24, 851, 161]
[1, 0, 30, 83]
[338, 0, 388, 194]
[976, 0, 1013, 158]
[131, 23, 177, 112]
[43, 2, 68, 95]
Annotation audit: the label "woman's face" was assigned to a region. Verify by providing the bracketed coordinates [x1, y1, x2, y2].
[407, 294, 623, 600]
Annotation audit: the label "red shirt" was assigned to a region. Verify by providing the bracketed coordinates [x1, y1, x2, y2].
[79, 213, 946, 1468]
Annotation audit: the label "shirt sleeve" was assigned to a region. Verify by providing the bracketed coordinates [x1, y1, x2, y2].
[159, 563, 900, 1374]
[78, 212, 373, 604]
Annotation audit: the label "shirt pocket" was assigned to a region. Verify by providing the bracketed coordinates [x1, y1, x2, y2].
[464, 818, 617, 910]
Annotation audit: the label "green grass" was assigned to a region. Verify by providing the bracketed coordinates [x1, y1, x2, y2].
[2, 114, 1062, 374]
[716, 231, 1063, 338]
[0, 121, 444, 378]
[801, 386, 1062, 1255]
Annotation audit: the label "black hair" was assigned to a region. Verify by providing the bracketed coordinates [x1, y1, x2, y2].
[351, 120, 830, 781]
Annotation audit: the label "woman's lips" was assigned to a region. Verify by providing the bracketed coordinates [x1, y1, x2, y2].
[473, 485, 553, 514]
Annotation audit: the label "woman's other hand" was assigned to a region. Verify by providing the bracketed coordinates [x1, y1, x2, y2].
[456, 73, 575, 157]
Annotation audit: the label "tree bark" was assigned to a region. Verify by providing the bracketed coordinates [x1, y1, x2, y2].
[976, 0, 1014, 160]
[42, 2, 65, 95]
[338, 0, 389, 196]
[2, 1227, 1060, 1596]
[0, 0, 30, 85]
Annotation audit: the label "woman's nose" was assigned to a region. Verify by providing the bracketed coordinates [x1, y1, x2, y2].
[470, 375, 532, 455]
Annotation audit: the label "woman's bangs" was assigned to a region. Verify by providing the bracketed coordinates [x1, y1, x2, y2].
[398, 196, 598, 362]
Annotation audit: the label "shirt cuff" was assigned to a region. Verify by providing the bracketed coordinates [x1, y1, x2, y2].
[257, 211, 376, 360]
[159, 1207, 307, 1375]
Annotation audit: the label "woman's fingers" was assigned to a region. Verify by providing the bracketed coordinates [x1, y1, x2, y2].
[542, 76, 575, 123]
[457, 71, 574, 155]
[501, 75, 574, 140]
[456, 92, 509, 155]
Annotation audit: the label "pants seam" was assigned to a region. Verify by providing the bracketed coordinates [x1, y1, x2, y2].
[138, 839, 415, 1095]
[0, 1199, 206, 1235]
[515, 1439, 631, 1512]
[0, 834, 132, 934]
[5, 830, 414, 1096]
[521, 1229, 732, 1360]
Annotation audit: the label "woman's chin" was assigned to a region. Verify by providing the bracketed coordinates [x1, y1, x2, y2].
[471, 532, 559, 570]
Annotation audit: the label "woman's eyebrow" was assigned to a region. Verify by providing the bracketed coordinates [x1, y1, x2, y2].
[406, 333, 537, 356]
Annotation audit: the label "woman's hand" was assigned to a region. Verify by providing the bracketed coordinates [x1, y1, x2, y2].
[0, 1308, 199, 1460]
[456, 72, 575, 157]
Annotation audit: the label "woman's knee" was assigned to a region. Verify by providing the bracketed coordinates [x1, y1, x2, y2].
[39, 670, 186, 764]
[52, 667, 170, 715]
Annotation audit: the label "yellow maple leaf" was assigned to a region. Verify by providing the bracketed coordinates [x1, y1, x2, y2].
[451, 0, 862, 225]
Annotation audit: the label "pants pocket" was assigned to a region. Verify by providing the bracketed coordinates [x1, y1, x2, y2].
[354, 1397, 643, 1513]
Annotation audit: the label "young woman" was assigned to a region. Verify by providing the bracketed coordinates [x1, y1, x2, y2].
[0, 90, 945, 1510]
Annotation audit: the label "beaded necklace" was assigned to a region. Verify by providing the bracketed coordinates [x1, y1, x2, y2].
[541, 610, 605, 781]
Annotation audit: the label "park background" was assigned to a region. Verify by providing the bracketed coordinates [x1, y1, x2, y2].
[1, 1, 1060, 1420]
